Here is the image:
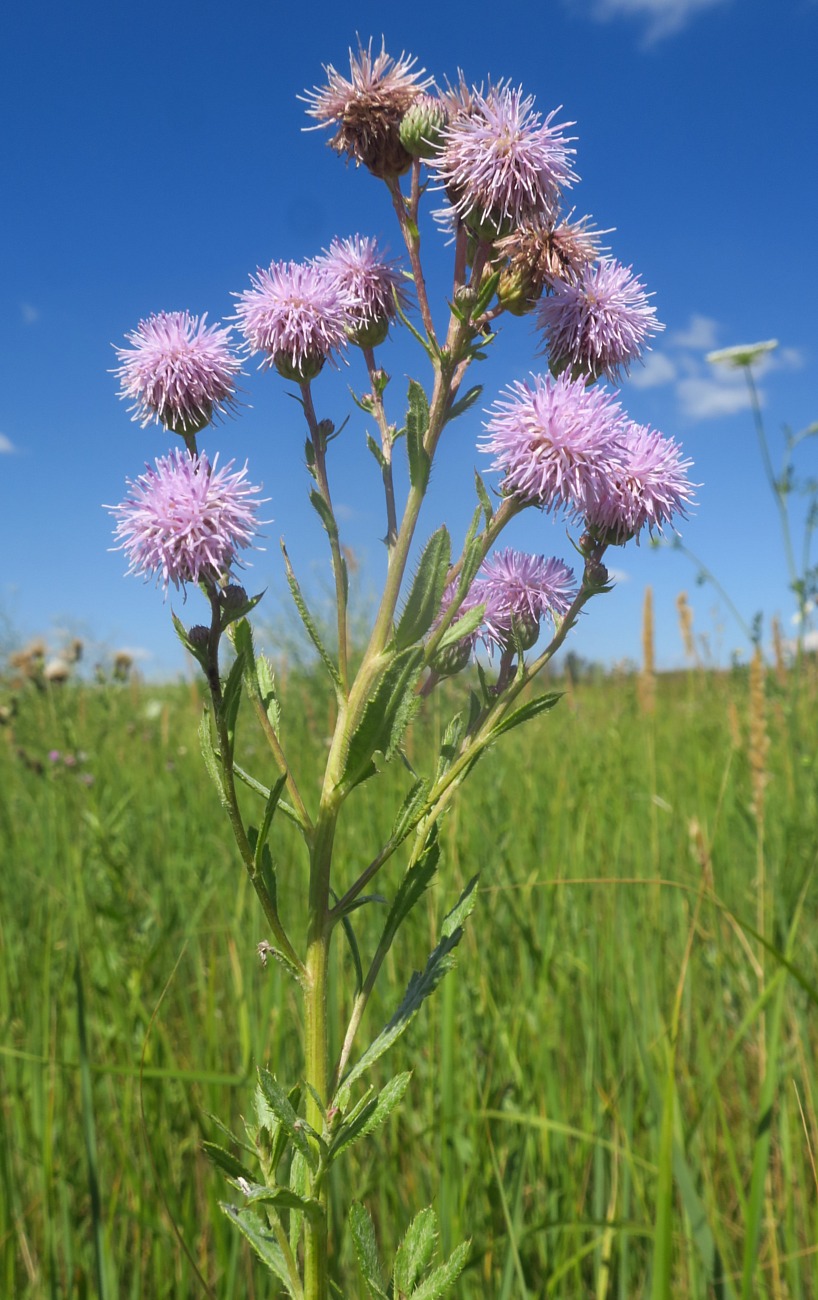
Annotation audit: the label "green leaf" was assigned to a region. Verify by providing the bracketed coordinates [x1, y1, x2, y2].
[309, 488, 340, 542]
[201, 1141, 255, 1184]
[393, 1206, 438, 1295]
[250, 773, 288, 872]
[282, 542, 343, 694]
[433, 603, 484, 655]
[435, 714, 466, 782]
[198, 708, 228, 808]
[490, 693, 563, 739]
[349, 1202, 389, 1300]
[410, 1240, 471, 1299]
[340, 873, 477, 1093]
[288, 1148, 309, 1260]
[474, 470, 493, 524]
[221, 649, 245, 755]
[234, 1181, 321, 1221]
[339, 648, 424, 792]
[391, 777, 430, 845]
[366, 432, 387, 469]
[255, 1080, 303, 1177]
[329, 1072, 411, 1162]
[394, 527, 451, 651]
[446, 384, 483, 423]
[258, 1069, 318, 1172]
[406, 379, 431, 492]
[219, 1205, 299, 1296]
[255, 652, 281, 732]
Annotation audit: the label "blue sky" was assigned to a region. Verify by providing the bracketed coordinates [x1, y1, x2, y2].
[2, 0, 816, 677]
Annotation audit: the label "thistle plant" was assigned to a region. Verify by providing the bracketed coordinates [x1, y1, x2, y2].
[107, 38, 694, 1299]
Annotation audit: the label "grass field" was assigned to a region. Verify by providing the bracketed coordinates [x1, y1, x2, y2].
[2, 649, 817, 1297]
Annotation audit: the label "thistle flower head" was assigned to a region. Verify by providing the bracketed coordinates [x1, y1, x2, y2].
[108, 449, 265, 592]
[234, 261, 348, 381]
[114, 311, 242, 435]
[303, 39, 432, 179]
[398, 93, 448, 159]
[431, 83, 578, 239]
[481, 371, 625, 517]
[314, 235, 407, 348]
[537, 257, 664, 382]
[585, 422, 696, 544]
[475, 549, 578, 652]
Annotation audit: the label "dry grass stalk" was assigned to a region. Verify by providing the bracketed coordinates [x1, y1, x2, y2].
[676, 590, 698, 664]
[771, 615, 787, 686]
[638, 585, 656, 715]
[749, 646, 770, 826]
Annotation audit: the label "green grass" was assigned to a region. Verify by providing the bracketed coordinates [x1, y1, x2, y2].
[1, 660, 817, 1297]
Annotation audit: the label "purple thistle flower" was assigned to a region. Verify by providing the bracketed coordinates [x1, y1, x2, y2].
[475, 549, 578, 652]
[431, 84, 578, 238]
[537, 257, 664, 382]
[586, 422, 696, 544]
[114, 311, 242, 435]
[108, 448, 265, 592]
[234, 261, 348, 381]
[481, 371, 625, 517]
[303, 39, 432, 179]
[314, 236, 407, 348]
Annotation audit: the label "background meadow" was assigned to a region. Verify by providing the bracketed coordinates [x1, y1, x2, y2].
[2, 623, 817, 1297]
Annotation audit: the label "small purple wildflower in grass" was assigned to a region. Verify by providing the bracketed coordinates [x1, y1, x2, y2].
[314, 236, 407, 348]
[108, 449, 265, 592]
[432, 84, 577, 238]
[586, 422, 697, 544]
[234, 261, 349, 382]
[537, 257, 664, 382]
[481, 371, 624, 517]
[48, 749, 61, 763]
[475, 549, 578, 652]
[114, 311, 242, 435]
[303, 39, 431, 178]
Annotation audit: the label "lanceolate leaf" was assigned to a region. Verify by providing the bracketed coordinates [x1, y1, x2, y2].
[432, 603, 484, 655]
[201, 1141, 255, 1184]
[258, 1069, 318, 1172]
[390, 777, 430, 845]
[406, 379, 431, 491]
[219, 1205, 300, 1297]
[410, 1240, 471, 1299]
[394, 527, 451, 651]
[329, 1072, 411, 1162]
[490, 692, 563, 739]
[281, 543, 343, 694]
[221, 649, 245, 756]
[198, 708, 228, 808]
[446, 384, 483, 423]
[255, 653, 281, 732]
[393, 1206, 438, 1295]
[340, 648, 424, 792]
[349, 1202, 389, 1300]
[340, 874, 477, 1093]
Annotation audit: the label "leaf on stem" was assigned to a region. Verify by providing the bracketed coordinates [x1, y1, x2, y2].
[258, 1069, 319, 1173]
[366, 432, 388, 469]
[172, 610, 209, 671]
[393, 1206, 438, 1295]
[219, 1205, 300, 1297]
[349, 1202, 390, 1300]
[446, 384, 483, 423]
[410, 1240, 471, 1299]
[406, 379, 431, 491]
[329, 1072, 411, 1162]
[390, 776, 430, 846]
[489, 692, 564, 740]
[394, 526, 451, 651]
[339, 647, 424, 792]
[221, 649, 245, 757]
[202, 1140, 255, 1184]
[282, 542, 343, 695]
[198, 708, 228, 808]
[339, 873, 478, 1094]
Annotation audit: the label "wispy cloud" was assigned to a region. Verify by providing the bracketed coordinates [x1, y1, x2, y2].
[627, 314, 804, 420]
[0, 434, 16, 454]
[20, 302, 39, 325]
[578, 0, 730, 46]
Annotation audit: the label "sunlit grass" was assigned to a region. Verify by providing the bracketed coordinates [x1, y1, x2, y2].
[1, 657, 817, 1297]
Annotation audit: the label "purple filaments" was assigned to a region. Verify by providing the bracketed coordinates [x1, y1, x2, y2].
[114, 311, 242, 434]
[537, 257, 664, 381]
[108, 449, 265, 592]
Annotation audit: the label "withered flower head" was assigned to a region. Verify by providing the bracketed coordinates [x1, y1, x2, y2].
[303, 39, 432, 180]
[496, 214, 608, 314]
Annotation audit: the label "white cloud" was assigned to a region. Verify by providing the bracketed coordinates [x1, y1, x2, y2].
[628, 351, 677, 389]
[670, 314, 720, 350]
[583, 0, 729, 45]
[20, 302, 39, 325]
[676, 374, 751, 420]
[0, 434, 16, 454]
